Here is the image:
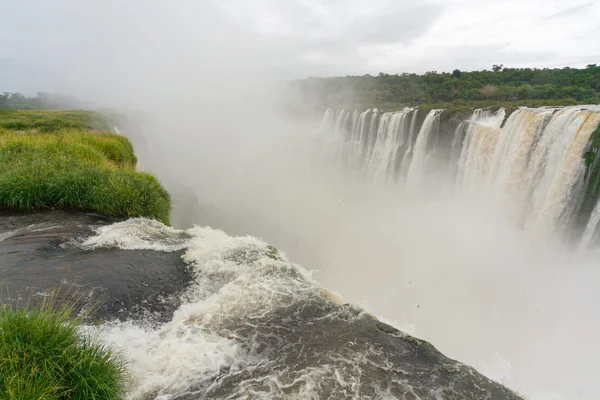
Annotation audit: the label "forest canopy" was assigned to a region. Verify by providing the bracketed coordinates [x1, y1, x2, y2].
[287, 64, 600, 111]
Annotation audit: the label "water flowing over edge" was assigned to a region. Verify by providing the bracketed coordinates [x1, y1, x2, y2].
[76, 219, 520, 400]
[316, 105, 600, 247]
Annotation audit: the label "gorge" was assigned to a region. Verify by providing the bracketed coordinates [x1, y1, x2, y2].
[3, 102, 600, 400]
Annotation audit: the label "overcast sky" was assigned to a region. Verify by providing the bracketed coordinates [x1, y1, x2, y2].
[1, 0, 599, 98]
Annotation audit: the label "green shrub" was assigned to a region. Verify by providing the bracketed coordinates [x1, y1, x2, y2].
[0, 302, 128, 400]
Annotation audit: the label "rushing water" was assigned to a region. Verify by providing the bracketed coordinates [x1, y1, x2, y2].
[73, 218, 518, 400]
[318, 105, 600, 244]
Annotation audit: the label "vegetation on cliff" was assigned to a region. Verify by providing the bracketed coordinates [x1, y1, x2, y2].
[0, 110, 170, 223]
[0, 301, 128, 400]
[289, 64, 600, 110]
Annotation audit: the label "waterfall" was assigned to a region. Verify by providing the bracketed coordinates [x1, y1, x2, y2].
[316, 104, 600, 243]
[405, 109, 443, 186]
[319, 107, 419, 182]
[450, 121, 469, 169]
[451, 105, 600, 234]
[489, 110, 552, 195]
[580, 199, 600, 250]
[317, 108, 335, 135]
[365, 108, 415, 181]
[459, 124, 501, 192]
[455, 108, 505, 191]
[528, 110, 600, 233]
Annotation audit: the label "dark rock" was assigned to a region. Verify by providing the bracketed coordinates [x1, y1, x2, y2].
[0, 210, 192, 323]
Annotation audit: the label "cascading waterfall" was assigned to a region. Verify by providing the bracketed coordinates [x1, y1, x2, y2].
[319, 107, 442, 183]
[488, 110, 552, 194]
[579, 199, 600, 250]
[455, 108, 506, 191]
[405, 109, 443, 187]
[365, 108, 415, 181]
[534, 111, 600, 231]
[317, 105, 600, 243]
[457, 123, 501, 192]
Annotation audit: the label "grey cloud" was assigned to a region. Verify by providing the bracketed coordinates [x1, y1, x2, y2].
[362, 43, 560, 74]
[354, 2, 445, 44]
[218, 0, 444, 78]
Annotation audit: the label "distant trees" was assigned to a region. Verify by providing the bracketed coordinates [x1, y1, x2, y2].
[289, 65, 600, 107]
[0, 92, 82, 110]
[0, 93, 8, 109]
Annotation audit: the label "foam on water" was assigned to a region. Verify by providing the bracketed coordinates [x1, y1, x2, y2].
[80, 219, 192, 252]
[81, 218, 518, 400]
[98, 320, 247, 399]
[84, 219, 337, 399]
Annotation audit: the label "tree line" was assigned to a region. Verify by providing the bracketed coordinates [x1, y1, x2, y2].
[287, 64, 600, 109]
[0, 92, 82, 110]
[5, 65, 600, 113]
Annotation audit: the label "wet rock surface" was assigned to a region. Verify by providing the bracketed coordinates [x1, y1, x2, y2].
[0, 210, 192, 322]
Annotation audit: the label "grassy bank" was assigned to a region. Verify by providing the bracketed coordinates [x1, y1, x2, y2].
[0, 302, 128, 399]
[0, 111, 170, 223]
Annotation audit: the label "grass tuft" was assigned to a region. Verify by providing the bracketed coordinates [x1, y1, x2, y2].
[0, 300, 128, 400]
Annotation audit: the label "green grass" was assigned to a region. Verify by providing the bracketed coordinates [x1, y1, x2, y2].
[0, 110, 113, 132]
[0, 123, 170, 223]
[0, 301, 128, 400]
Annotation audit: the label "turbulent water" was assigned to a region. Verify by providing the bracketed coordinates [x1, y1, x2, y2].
[317, 105, 600, 245]
[73, 219, 519, 400]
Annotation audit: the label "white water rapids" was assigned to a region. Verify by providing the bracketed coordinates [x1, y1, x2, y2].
[83, 219, 327, 400]
[82, 219, 503, 400]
